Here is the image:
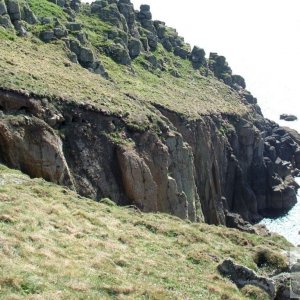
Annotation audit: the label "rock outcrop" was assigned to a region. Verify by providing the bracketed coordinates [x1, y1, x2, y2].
[218, 259, 276, 298]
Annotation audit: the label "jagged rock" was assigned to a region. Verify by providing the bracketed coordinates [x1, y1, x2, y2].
[0, 0, 7, 15]
[91, 60, 108, 78]
[66, 22, 82, 32]
[174, 46, 190, 59]
[40, 17, 52, 25]
[280, 114, 298, 121]
[117, 0, 136, 33]
[14, 20, 27, 36]
[67, 51, 78, 63]
[54, 26, 68, 38]
[105, 43, 131, 65]
[70, 0, 81, 12]
[269, 183, 297, 211]
[161, 37, 172, 52]
[6, 0, 21, 21]
[128, 37, 142, 58]
[94, 3, 127, 31]
[146, 31, 158, 50]
[0, 116, 73, 187]
[40, 30, 55, 43]
[23, 5, 38, 24]
[218, 259, 276, 298]
[0, 14, 13, 28]
[272, 273, 291, 300]
[190, 46, 206, 69]
[232, 74, 246, 89]
[79, 47, 95, 65]
[225, 211, 256, 233]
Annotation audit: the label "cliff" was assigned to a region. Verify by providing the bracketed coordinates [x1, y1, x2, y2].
[0, 0, 299, 227]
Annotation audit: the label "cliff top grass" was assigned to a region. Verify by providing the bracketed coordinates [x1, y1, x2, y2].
[0, 164, 290, 299]
[0, 33, 248, 128]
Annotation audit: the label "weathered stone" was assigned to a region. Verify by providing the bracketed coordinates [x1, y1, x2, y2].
[232, 74, 246, 89]
[0, 116, 74, 187]
[190, 46, 206, 68]
[14, 20, 27, 37]
[128, 37, 142, 58]
[146, 31, 158, 50]
[174, 46, 190, 59]
[54, 26, 68, 38]
[6, 0, 21, 21]
[23, 6, 37, 24]
[66, 22, 82, 32]
[105, 43, 131, 65]
[0, 14, 13, 28]
[280, 114, 298, 122]
[40, 30, 55, 43]
[218, 259, 276, 298]
[78, 47, 95, 64]
[0, 0, 7, 16]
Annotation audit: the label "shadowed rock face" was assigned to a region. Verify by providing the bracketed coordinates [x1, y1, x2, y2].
[0, 89, 299, 225]
[218, 259, 276, 298]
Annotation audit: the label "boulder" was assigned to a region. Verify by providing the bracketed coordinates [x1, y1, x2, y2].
[128, 37, 142, 59]
[174, 46, 190, 59]
[0, 0, 7, 16]
[218, 259, 276, 299]
[54, 26, 68, 38]
[280, 114, 298, 122]
[23, 6, 38, 24]
[105, 43, 131, 65]
[146, 31, 158, 50]
[6, 0, 21, 21]
[0, 14, 13, 29]
[190, 46, 206, 68]
[40, 30, 55, 43]
[66, 22, 82, 32]
[232, 74, 246, 89]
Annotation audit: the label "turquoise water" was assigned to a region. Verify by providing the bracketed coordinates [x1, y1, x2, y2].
[259, 178, 300, 246]
[258, 100, 300, 246]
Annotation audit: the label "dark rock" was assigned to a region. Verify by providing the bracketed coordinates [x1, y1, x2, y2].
[225, 211, 255, 233]
[128, 38, 142, 59]
[280, 114, 298, 122]
[0, 0, 7, 16]
[91, 60, 108, 78]
[174, 46, 190, 59]
[54, 26, 68, 38]
[161, 38, 172, 52]
[272, 273, 291, 300]
[0, 14, 13, 28]
[232, 74, 246, 89]
[68, 51, 78, 64]
[40, 30, 55, 43]
[106, 43, 131, 65]
[190, 46, 206, 69]
[218, 259, 275, 298]
[23, 6, 38, 24]
[6, 0, 21, 21]
[14, 20, 27, 37]
[79, 47, 95, 65]
[66, 22, 82, 32]
[146, 31, 158, 50]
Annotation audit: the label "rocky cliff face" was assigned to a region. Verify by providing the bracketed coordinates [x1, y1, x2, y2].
[0, 87, 299, 225]
[0, 0, 299, 226]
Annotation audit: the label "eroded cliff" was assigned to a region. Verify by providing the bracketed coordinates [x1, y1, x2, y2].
[0, 0, 299, 227]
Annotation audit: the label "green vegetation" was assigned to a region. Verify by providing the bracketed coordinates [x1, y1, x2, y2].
[0, 164, 290, 299]
[27, 0, 68, 21]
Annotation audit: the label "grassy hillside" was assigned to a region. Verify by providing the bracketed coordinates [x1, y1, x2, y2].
[0, 0, 249, 130]
[0, 165, 290, 299]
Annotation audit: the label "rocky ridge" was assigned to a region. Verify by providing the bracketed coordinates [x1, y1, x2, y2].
[0, 0, 299, 227]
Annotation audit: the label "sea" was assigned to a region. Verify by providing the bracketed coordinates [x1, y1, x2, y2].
[258, 99, 300, 246]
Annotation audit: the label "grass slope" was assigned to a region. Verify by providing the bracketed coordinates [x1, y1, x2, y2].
[0, 165, 290, 299]
[0, 34, 248, 128]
